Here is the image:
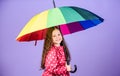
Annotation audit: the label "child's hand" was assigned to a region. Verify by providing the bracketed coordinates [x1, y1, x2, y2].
[66, 63, 72, 71]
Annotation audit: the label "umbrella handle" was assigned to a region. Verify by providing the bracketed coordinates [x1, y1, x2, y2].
[70, 65, 77, 73]
[67, 60, 77, 73]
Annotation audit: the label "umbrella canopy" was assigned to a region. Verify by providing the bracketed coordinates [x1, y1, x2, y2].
[16, 6, 104, 42]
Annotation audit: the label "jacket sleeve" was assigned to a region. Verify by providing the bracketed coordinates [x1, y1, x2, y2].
[45, 49, 67, 75]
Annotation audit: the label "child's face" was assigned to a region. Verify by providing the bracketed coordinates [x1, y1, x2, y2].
[52, 29, 62, 46]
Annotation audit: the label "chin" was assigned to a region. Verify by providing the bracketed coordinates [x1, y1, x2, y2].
[54, 42, 61, 45]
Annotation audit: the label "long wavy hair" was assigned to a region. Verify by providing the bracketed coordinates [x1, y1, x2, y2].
[41, 27, 71, 69]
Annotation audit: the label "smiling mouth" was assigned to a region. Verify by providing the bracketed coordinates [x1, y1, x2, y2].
[56, 39, 61, 41]
[56, 40, 60, 41]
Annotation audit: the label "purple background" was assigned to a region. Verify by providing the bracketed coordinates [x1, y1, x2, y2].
[1, 0, 120, 76]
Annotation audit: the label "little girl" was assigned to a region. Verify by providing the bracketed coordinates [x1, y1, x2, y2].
[41, 27, 72, 76]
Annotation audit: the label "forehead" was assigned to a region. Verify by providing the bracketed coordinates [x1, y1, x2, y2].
[52, 29, 61, 35]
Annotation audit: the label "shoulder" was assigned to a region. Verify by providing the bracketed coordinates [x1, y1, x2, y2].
[47, 47, 56, 56]
[45, 47, 57, 61]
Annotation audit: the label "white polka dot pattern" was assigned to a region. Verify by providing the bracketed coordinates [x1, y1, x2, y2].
[42, 46, 70, 76]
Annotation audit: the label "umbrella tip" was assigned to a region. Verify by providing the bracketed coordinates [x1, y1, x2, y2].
[53, 0, 56, 8]
[34, 40, 37, 46]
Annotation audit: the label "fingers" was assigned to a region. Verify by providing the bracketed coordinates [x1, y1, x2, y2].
[66, 63, 72, 71]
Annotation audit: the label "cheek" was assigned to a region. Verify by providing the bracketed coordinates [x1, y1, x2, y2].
[60, 36, 62, 39]
[52, 37, 56, 41]
[60, 36, 63, 40]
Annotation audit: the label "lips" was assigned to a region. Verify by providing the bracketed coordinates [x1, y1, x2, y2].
[56, 39, 61, 41]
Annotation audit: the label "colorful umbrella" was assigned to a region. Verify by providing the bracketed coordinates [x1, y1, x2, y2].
[16, 1, 104, 73]
[16, 6, 104, 42]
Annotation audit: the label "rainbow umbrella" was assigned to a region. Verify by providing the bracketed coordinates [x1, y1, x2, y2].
[16, 3, 104, 73]
[16, 6, 104, 42]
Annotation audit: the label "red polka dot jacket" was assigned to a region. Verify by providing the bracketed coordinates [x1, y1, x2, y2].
[42, 45, 70, 76]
